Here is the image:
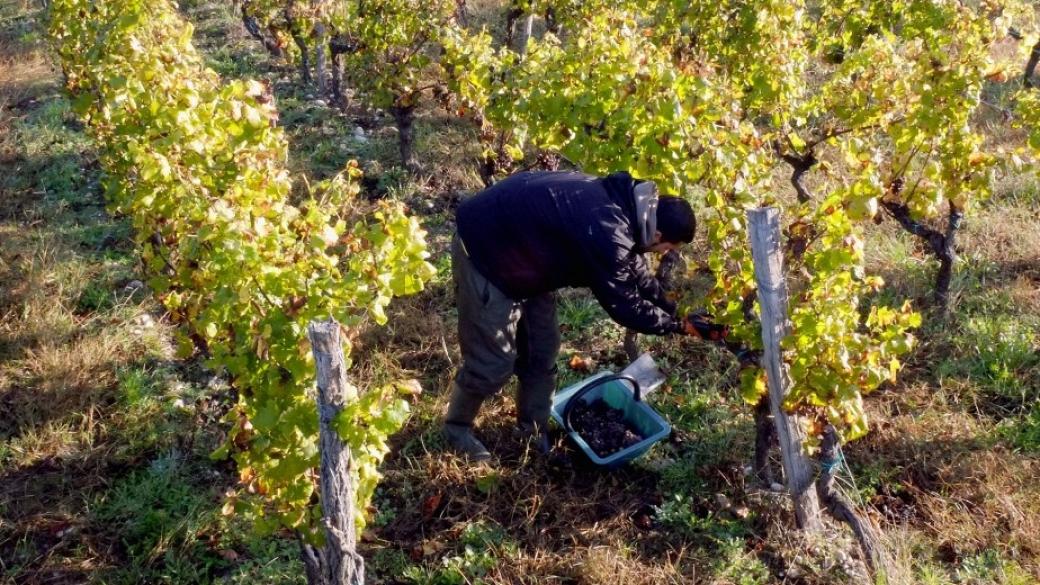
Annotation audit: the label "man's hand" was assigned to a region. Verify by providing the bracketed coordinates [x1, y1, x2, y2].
[681, 313, 730, 341]
[680, 313, 762, 367]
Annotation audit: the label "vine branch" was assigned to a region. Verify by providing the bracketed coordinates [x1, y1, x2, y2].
[1024, 40, 1040, 89]
[881, 199, 963, 308]
[772, 140, 817, 203]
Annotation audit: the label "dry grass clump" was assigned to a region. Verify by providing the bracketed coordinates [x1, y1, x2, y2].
[414, 110, 489, 193]
[568, 544, 694, 584]
[960, 204, 1040, 268]
[1007, 274, 1040, 313]
[0, 155, 165, 468]
[922, 451, 1040, 560]
[851, 398, 1040, 580]
[0, 14, 52, 108]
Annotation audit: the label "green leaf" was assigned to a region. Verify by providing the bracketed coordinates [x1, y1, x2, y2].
[787, 131, 806, 151]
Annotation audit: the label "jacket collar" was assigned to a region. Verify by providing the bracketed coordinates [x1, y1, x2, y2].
[601, 171, 658, 251]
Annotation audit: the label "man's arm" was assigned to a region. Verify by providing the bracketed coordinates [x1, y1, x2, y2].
[589, 261, 684, 335]
[631, 253, 676, 315]
[577, 206, 682, 335]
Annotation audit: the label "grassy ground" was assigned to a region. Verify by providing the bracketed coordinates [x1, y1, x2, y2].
[2, 0, 1039, 583]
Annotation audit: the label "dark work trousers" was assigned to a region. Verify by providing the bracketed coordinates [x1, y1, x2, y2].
[451, 234, 561, 428]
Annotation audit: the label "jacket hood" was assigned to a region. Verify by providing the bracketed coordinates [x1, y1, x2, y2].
[601, 171, 658, 251]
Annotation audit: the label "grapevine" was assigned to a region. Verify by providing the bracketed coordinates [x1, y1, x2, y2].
[49, 0, 435, 542]
[437, 0, 1039, 443]
[328, 0, 459, 172]
[240, 0, 292, 59]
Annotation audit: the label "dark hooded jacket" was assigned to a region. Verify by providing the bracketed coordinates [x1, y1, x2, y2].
[455, 170, 682, 335]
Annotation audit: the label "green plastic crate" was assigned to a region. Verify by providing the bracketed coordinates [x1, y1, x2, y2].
[550, 372, 671, 468]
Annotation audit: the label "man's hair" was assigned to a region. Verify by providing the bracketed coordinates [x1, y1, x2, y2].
[656, 196, 696, 244]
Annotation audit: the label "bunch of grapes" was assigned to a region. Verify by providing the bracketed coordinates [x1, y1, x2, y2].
[570, 399, 643, 457]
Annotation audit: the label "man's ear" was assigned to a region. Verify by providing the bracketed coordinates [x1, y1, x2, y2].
[653, 230, 664, 245]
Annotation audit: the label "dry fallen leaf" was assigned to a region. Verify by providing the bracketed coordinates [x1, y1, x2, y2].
[218, 549, 239, 561]
[395, 378, 423, 396]
[422, 540, 447, 556]
[409, 543, 424, 562]
[568, 354, 592, 372]
[420, 492, 443, 521]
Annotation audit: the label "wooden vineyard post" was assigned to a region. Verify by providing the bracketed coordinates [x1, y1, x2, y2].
[312, 0, 330, 96]
[519, 13, 534, 57]
[314, 21, 328, 95]
[303, 319, 365, 585]
[746, 207, 822, 530]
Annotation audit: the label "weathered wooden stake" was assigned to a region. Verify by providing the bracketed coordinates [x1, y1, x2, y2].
[314, 21, 328, 95]
[312, 0, 329, 95]
[304, 318, 364, 585]
[329, 34, 352, 111]
[747, 207, 822, 530]
[519, 13, 535, 57]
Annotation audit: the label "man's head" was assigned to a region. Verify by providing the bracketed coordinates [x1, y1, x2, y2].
[647, 195, 695, 254]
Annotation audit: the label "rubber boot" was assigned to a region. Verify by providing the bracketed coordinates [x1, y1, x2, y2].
[516, 379, 553, 455]
[443, 384, 491, 461]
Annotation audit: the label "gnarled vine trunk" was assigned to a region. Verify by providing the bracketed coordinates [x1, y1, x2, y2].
[285, 6, 312, 86]
[1024, 40, 1040, 89]
[454, 0, 469, 27]
[392, 103, 420, 173]
[545, 6, 560, 35]
[882, 200, 963, 310]
[753, 399, 776, 485]
[290, 29, 312, 85]
[329, 34, 353, 111]
[505, 6, 523, 51]
[241, 3, 284, 58]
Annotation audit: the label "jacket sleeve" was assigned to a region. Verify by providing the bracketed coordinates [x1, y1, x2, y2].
[631, 253, 677, 315]
[589, 256, 682, 335]
[583, 214, 682, 335]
